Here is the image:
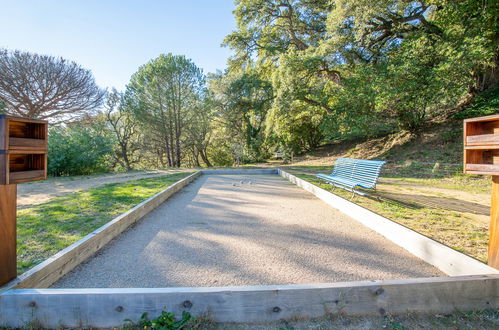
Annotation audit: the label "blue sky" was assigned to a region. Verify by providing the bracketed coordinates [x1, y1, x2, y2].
[0, 1, 236, 91]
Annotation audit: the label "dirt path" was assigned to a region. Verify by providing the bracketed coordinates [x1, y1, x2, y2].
[53, 174, 442, 288]
[17, 170, 192, 207]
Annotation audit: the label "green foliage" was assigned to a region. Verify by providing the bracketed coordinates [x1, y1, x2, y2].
[125, 53, 206, 168]
[17, 173, 192, 273]
[124, 311, 193, 330]
[222, 0, 498, 153]
[209, 69, 273, 162]
[48, 118, 114, 176]
[454, 86, 499, 119]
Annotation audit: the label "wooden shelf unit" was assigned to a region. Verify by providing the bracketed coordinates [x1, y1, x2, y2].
[464, 114, 499, 176]
[0, 115, 48, 286]
[0, 115, 48, 185]
[0, 115, 48, 151]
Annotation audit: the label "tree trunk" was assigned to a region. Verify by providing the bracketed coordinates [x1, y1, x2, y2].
[200, 149, 212, 167]
[164, 135, 172, 167]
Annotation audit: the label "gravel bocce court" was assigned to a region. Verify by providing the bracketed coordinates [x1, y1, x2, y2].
[53, 174, 443, 288]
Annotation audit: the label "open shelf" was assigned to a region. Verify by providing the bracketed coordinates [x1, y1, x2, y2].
[7, 118, 47, 151]
[464, 115, 499, 175]
[0, 152, 46, 185]
[465, 148, 499, 175]
[9, 153, 45, 173]
[464, 116, 499, 146]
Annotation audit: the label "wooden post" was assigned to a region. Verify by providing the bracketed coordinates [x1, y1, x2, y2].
[0, 184, 17, 285]
[490, 176, 499, 269]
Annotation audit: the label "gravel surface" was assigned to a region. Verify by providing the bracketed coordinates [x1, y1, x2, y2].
[53, 174, 443, 288]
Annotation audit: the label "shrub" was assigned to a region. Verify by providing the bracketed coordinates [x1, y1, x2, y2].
[48, 121, 114, 176]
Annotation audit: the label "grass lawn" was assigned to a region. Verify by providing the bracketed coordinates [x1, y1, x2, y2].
[284, 166, 490, 263]
[17, 172, 193, 274]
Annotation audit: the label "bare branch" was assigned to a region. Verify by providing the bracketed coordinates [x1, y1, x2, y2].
[0, 49, 105, 122]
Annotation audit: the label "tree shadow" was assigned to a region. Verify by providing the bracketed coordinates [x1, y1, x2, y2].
[369, 190, 489, 215]
[52, 174, 444, 289]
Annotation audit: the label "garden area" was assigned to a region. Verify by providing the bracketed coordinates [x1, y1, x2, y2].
[0, 0, 498, 328]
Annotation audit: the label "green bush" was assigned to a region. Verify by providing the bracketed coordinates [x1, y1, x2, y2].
[454, 86, 499, 119]
[48, 123, 114, 176]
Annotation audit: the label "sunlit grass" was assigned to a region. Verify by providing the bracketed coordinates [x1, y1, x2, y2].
[17, 172, 193, 274]
[286, 169, 489, 262]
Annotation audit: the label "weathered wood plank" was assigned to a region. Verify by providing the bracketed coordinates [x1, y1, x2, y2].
[278, 169, 499, 276]
[467, 134, 499, 146]
[466, 164, 499, 173]
[1, 172, 201, 290]
[0, 275, 497, 328]
[201, 169, 278, 175]
[8, 137, 47, 151]
[489, 176, 499, 268]
[9, 169, 45, 184]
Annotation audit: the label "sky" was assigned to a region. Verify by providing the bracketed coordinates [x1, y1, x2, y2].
[0, 1, 237, 91]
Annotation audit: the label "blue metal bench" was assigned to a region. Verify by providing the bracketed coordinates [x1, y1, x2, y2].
[317, 158, 386, 196]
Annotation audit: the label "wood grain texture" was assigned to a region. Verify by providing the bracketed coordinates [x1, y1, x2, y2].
[467, 134, 499, 146]
[465, 163, 499, 173]
[0, 117, 7, 150]
[9, 170, 45, 184]
[489, 176, 499, 269]
[0, 185, 17, 286]
[0, 153, 6, 185]
[200, 169, 278, 175]
[0, 275, 498, 328]
[8, 137, 47, 151]
[1, 172, 201, 290]
[464, 114, 499, 123]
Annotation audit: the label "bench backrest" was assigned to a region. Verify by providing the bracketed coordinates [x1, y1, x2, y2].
[331, 158, 386, 189]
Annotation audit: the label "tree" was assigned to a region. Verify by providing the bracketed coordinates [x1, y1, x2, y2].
[0, 49, 104, 122]
[104, 89, 141, 171]
[224, 0, 332, 64]
[209, 69, 273, 162]
[223, 0, 498, 140]
[125, 54, 205, 168]
[184, 99, 213, 167]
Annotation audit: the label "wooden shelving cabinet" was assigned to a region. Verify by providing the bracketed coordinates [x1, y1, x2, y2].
[0, 115, 48, 185]
[464, 114, 499, 176]
[0, 115, 48, 286]
[464, 114, 499, 269]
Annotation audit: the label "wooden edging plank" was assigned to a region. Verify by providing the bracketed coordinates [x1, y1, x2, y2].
[277, 169, 499, 276]
[1, 275, 498, 327]
[200, 169, 278, 175]
[1, 171, 201, 291]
